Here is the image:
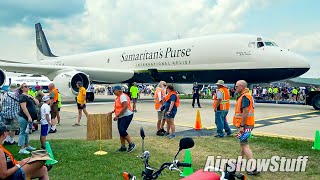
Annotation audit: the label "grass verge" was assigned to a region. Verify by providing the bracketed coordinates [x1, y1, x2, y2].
[4, 136, 320, 180]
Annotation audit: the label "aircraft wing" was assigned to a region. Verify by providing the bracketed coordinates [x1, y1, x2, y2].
[0, 62, 134, 82]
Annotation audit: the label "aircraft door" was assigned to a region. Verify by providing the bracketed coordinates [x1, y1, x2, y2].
[148, 69, 160, 81]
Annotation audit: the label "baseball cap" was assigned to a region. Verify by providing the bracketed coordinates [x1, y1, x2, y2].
[0, 122, 11, 135]
[35, 85, 41, 90]
[9, 83, 19, 91]
[42, 95, 50, 102]
[76, 81, 83, 86]
[113, 85, 122, 92]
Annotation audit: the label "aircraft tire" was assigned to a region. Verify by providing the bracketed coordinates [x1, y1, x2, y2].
[312, 94, 320, 110]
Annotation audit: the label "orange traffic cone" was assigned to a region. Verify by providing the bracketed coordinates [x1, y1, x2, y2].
[194, 110, 202, 130]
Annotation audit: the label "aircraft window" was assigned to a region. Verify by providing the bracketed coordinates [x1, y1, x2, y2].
[265, 42, 275, 46]
[272, 42, 279, 46]
[257, 42, 264, 48]
[248, 42, 255, 47]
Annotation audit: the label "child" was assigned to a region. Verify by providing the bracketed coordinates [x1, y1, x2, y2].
[40, 95, 51, 149]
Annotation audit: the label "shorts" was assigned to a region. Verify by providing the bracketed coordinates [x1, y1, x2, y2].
[132, 98, 137, 103]
[165, 110, 177, 119]
[117, 114, 133, 137]
[51, 103, 58, 119]
[10, 167, 25, 179]
[77, 103, 86, 109]
[4, 117, 20, 131]
[157, 110, 165, 121]
[41, 124, 50, 136]
[239, 125, 254, 145]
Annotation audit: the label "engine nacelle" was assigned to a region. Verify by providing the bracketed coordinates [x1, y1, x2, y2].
[52, 70, 90, 97]
[0, 69, 6, 87]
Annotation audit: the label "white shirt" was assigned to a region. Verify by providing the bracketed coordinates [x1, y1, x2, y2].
[119, 94, 133, 118]
[41, 103, 51, 125]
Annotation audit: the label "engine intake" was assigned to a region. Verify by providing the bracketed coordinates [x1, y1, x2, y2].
[0, 69, 6, 87]
[52, 70, 90, 97]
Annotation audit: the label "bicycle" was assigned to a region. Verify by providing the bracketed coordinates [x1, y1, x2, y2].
[122, 127, 194, 180]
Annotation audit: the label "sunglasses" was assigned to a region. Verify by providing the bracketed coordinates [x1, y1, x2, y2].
[23, 86, 28, 88]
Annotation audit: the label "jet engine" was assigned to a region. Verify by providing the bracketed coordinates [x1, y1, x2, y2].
[0, 69, 6, 87]
[52, 70, 90, 97]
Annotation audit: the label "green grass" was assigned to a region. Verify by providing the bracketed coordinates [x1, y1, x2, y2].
[5, 136, 320, 180]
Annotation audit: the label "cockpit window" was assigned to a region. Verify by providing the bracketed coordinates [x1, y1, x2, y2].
[257, 42, 264, 48]
[248, 42, 255, 48]
[265, 42, 274, 46]
[264, 42, 279, 46]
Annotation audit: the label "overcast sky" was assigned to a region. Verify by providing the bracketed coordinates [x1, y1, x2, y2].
[0, 0, 319, 77]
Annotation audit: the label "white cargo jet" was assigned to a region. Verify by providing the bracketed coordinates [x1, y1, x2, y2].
[0, 23, 310, 97]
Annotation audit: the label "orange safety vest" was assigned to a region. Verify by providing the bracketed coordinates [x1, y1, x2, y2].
[164, 91, 180, 107]
[0, 145, 18, 166]
[154, 88, 165, 110]
[213, 87, 230, 110]
[114, 93, 133, 116]
[233, 89, 255, 127]
[50, 88, 59, 103]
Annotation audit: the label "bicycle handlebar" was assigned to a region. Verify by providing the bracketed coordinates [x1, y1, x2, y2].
[177, 162, 192, 167]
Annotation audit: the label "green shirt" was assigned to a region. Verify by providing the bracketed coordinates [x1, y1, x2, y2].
[130, 86, 139, 98]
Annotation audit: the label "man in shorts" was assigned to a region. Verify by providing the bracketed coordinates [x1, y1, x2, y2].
[233, 80, 260, 176]
[130, 82, 139, 112]
[48, 83, 58, 133]
[74, 81, 89, 126]
[1, 83, 21, 145]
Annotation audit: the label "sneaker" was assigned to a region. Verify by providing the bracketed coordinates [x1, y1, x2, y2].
[72, 123, 80, 127]
[247, 169, 261, 176]
[169, 134, 176, 139]
[19, 148, 30, 154]
[49, 129, 57, 133]
[160, 129, 166, 133]
[163, 132, 170, 137]
[156, 130, 164, 136]
[116, 146, 127, 152]
[214, 134, 224, 138]
[127, 143, 136, 153]
[41, 146, 46, 150]
[226, 133, 233, 136]
[26, 146, 36, 151]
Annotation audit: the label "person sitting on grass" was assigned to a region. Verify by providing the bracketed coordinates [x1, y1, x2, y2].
[0, 123, 49, 180]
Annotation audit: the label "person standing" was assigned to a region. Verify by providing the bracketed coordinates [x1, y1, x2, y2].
[74, 81, 89, 126]
[130, 82, 139, 112]
[40, 96, 51, 149]
[17, 83, 38, 154]
[48, 83, 58, 133]
[1, 83, 21, 145]
[163, 84, 180, 139]
[192, 82, 201, 108]
[154, 81, 167, 136]
[233, 80, 259, 175]
[57, 90, 62, 125]
[213, 80, 232, 138]
[108, 86, 136, 152]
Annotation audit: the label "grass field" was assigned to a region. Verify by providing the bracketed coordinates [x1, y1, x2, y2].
[4, 136, 320, 180]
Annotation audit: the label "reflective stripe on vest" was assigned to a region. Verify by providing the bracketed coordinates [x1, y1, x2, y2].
[114, 93, 133, 116]
[154, 88, 164, 110]
[213, 87, 230, 110]
[233, 92, 255, 127]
